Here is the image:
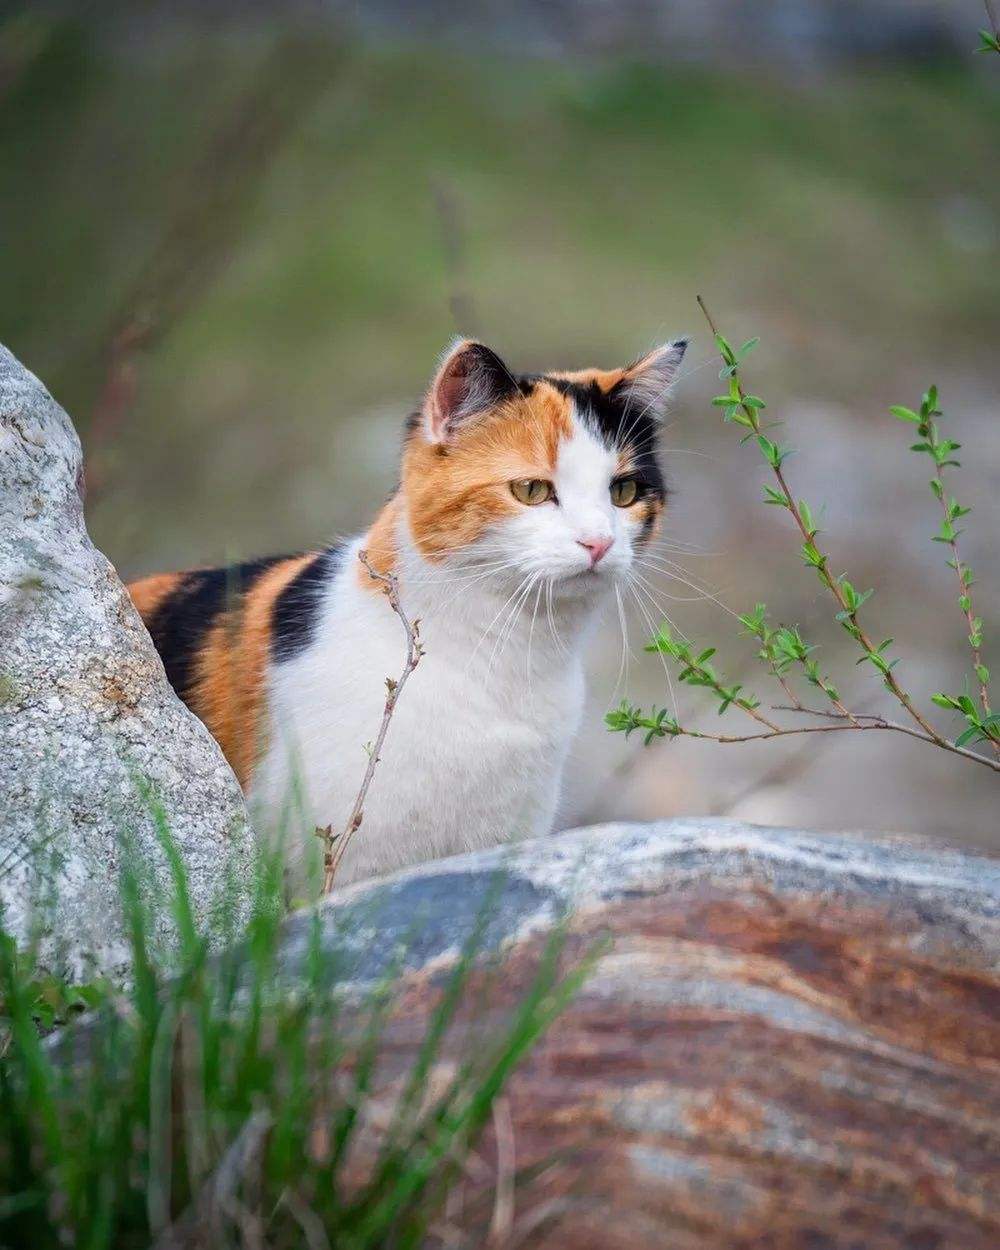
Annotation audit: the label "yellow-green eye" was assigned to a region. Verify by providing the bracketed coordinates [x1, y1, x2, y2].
[610, 478, 640, 507]
[510, 479, 554, 506]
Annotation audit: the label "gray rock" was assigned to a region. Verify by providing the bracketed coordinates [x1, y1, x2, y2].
[280, 818, 1000, 1248]
[0, 342, 254, 983]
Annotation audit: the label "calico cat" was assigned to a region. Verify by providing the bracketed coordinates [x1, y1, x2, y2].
[128, 336, 686, 884]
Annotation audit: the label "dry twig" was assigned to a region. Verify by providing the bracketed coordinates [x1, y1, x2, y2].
[320, 551, 424, 893]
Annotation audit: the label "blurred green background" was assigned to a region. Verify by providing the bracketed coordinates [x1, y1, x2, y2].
[3, 2, 998, 844]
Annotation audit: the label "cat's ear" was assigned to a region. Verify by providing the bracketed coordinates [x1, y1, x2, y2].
[423, 338, 519, 443]
[617, 339, 688, 417]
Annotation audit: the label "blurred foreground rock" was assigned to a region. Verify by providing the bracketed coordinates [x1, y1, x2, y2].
[305, 818, 1000, 1250]
[0, 343, 254, 981]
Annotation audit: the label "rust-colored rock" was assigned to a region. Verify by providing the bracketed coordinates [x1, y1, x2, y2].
[303, 819, 1000, 1248]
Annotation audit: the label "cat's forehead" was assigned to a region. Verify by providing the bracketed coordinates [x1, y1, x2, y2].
[553, 415, 619, 490]
[516, 369, 652, 468]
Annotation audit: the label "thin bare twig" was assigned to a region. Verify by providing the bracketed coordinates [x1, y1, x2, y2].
[321, 552, 424, 893]
[689, 702, 1000, 772]
[663, 716, 1000, 769]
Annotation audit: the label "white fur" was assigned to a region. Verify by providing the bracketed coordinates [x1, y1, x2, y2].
[249, 409, 648, 886]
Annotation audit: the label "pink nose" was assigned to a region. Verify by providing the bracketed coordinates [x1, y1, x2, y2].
[578, 536, 613, 566]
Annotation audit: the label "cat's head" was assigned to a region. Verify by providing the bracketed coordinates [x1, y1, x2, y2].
[400, 337, 686, 593]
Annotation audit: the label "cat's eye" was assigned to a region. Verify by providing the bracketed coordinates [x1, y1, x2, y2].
[510, 479, 554, 506]
[610, 478, 640, 507]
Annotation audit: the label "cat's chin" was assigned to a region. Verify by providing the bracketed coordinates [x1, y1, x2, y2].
[549, 564, 620, 600]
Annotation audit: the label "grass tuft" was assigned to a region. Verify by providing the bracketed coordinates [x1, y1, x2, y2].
[0, 806, 585, 1248]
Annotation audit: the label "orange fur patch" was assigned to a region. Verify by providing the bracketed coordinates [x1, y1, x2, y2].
[358, 495, 401, 589]
[127, 571, 185, 622]
[547, 365, 626, 393]
[403, 382, 573, 561]
[635, 495, 664, 542]
[187, 554, 317, 786]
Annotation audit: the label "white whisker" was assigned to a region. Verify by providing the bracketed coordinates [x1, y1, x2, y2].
[625, 575, 677, 716]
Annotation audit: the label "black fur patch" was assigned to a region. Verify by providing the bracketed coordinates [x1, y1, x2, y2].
[461, 342, 520, 410]
[145, 556, 284, 701]
[535, 375, 666, 501]
[271, 545, 343, 662]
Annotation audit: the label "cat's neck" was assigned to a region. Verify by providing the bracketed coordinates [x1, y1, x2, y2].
[354, 496, 604, 663]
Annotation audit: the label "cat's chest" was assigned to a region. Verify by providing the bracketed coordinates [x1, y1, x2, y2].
[271, 596, 578, 771]
[256, 573, 585, 879]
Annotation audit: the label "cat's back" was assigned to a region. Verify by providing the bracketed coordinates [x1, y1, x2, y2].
[127, 549, 341, 783]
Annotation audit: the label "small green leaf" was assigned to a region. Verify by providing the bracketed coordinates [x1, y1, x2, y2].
[714, 333, 736, 366]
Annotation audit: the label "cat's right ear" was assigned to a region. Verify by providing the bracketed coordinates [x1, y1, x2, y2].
[423, 339, 519, 444]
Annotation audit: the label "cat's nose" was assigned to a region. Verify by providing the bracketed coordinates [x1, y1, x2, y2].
[577, 536, 613, 566]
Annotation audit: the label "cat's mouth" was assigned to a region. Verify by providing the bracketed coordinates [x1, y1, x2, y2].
[559, 562, 617, 586]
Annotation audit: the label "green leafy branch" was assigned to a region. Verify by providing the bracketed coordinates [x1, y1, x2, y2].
[737, 603, 856, 721]
[606, 300, 999, 777]
[698, 295, 944, 742]
[978, 0, 1000, 52]
[645, 623, 775, 725]
[604, 695, 996, 757]
[891, 387, 998, 755]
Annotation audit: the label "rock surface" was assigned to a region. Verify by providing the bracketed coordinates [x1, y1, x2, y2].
[0, 342, 254, 981]
[301, 817, 1000, 1249]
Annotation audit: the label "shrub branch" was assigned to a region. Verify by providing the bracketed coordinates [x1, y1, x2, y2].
[697, 296, 943, 743]
[607, 299, 1000, 778]
[889, 387, 997, 756]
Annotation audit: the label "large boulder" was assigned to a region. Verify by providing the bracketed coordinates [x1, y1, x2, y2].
[295, 817, 1000, 1249]
[0, 343, 254, 982]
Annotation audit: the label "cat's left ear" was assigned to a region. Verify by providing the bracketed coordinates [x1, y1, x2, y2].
[617, 339, 688, 417]
[423, 338, 519, 444]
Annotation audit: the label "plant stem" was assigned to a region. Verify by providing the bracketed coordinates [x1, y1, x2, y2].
[928, 454, 996, 746]
[676, 712, 1000, 772]
[688, 658, 780, 731]
[697, 295, 944, 745]
[321, 551, 424, 893]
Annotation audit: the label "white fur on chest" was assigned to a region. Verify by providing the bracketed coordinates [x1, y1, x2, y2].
[250, 538, 591, 885]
